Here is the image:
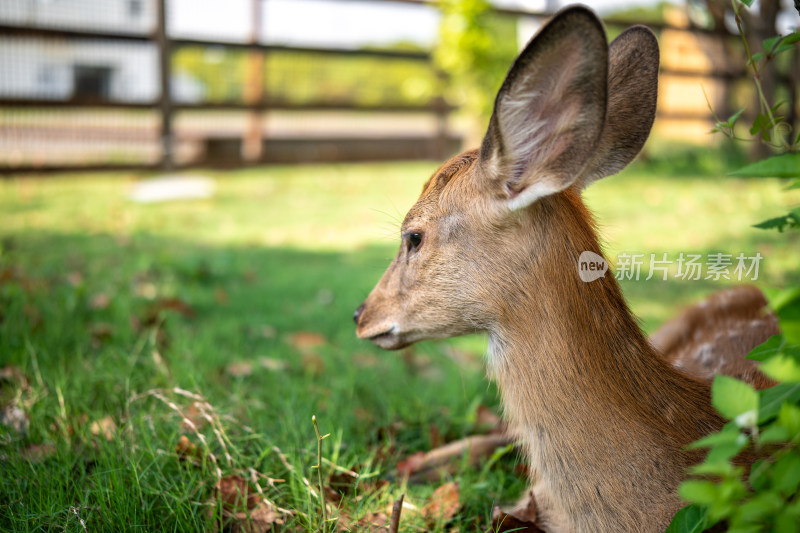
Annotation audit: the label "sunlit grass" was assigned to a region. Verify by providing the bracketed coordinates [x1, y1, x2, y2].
[0, 147, 798, 531]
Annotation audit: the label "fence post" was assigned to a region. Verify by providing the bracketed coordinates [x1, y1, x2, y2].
[243, 0, 264, 162]
[156, 0, 174, 170]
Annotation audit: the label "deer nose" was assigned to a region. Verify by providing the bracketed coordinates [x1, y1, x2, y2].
[353, 303, 365, 325]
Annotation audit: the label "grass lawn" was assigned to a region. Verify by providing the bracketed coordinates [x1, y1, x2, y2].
[1, 148, 798, 532]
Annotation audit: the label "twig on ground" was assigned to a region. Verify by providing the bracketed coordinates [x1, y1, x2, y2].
[389, 493, 405, 533]
[312, 415, 331, 530]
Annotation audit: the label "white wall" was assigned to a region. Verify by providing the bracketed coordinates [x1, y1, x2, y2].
[0, 38, 158, 101]
[0, 0, 154, 34]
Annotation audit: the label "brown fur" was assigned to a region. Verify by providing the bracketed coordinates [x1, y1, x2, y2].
[354, 7, 776, 532]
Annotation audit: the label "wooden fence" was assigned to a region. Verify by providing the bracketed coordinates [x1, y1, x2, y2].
[1, 0, 796, 175]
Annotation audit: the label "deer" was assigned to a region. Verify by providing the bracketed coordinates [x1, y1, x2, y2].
[353, 6, 779, 532]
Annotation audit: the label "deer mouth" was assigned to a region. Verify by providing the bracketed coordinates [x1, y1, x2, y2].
[367, 329, 410, 351]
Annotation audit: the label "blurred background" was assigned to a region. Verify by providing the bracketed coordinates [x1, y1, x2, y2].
[1, 0, 797, 173]
[1, 3, 799, 530]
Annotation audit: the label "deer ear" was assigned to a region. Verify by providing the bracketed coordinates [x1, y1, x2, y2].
[579, 26, 659, 186]
[479, 6, 608, 211]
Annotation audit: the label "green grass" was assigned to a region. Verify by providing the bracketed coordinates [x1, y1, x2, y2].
[1, 150, 798, 531]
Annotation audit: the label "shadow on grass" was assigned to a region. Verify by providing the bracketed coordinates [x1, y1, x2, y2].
[1, 223, 796, 530]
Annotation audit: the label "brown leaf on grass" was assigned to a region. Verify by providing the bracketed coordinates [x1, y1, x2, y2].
[352, 352, 379, 368]
[142, 297, 196, 327]
[301, 353, 325, 375]
[90, 322, 114, 346]
[214, 287, 229, 305]
[258, 325, 277, 339]
[0, 365, 30, 390]
[397, 434, 514, 482]
[491, 492, 543, 532]
[328, 465, 360, 496]
[212, 475, 284, 533]
[0, 266, 17, 284]
[474, 405, 503, 433]
[21, 442, 56, 462]
[176, 435, 204, 464]
[258, 357, 288, 372]
[338, 511, 390, 532]
[227, 361, 253, 378]
[217, 475, 259, 511]
[1, 405, 29, 435]
[288, 331, 326, 353]
[89, 416, 117, 441]
[429, 424, 444, 449]
[422, 482, 460, 523]
[396, 451, 426, 479]
[66, 271, 85, 287]
[181, 403, 207, 431]
[89, 293, 111, 310]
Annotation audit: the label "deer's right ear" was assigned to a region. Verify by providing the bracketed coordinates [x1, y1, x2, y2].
[478, 6, 608, 212]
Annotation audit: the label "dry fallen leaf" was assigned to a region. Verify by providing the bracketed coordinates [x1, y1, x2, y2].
[176, 435, 204, 464]
[1, 405, 29, 435]
[352, 352, 379, 368]
[397, 434, 514, 482]
[422, 482, 460, 524]
[90, 322, 114, 345]
[491, 491, 543, 532]
[89, 416, 117, 441]
[89, 293, 111, 310]
[0, 365, 30, 390]
[181, 403, 207, 431]
[287, 331, 326, 353]
[258, 357, 288, 372]
[474, 405, 504, 434]
[227, 361, 254, 378]
[21, 442, 56, 462]
[212, 475, 284, 533]
[214, 287, 229, 305]
[338, 511, 389, 532]
[66, 271, 84, 287]
[301, 353, 325, 375]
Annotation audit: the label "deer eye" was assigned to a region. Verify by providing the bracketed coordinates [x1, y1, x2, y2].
[407, 232, 423, 251]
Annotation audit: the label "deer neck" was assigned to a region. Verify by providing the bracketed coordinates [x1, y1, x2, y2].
[485, 191, 723, 529]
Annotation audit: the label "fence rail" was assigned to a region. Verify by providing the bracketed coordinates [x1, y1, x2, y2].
[1, 0, 796, 175]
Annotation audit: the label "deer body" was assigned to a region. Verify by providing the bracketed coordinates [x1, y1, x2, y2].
[354, 7, 773, 532]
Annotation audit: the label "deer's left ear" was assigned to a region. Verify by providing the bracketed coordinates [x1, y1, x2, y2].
[479, 6, 608, 211]
[578, 25, 659, 187]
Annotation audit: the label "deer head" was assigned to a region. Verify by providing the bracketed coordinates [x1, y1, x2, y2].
[354, 6, 659, 353]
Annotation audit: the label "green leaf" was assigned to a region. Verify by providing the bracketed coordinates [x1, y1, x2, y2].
[749, 114, 771, 141]
[765, 286, 800, 313]
[772, 453, 800, 495]
[689, 460, 742, 478]
[759, 424, 790, 444]
[747, 335, 785, 361]
[679, 480, 718, 505]
[763, 35, 782, 52]
[730, 153, 800, 178]
[753, 208, 800, 232]
[687, 422, 743, 449]
[712, 375, 759, 421]
[738, 0, 755, 7]
[760, 353, 800, 383]
[736, 490, 784, 522]
[749, 458, 770, 490]
[666, 504, 707, 533]
[786, 179, 800, 191]
[759, 383, 800, 423]
[777, 402, 800, 440]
